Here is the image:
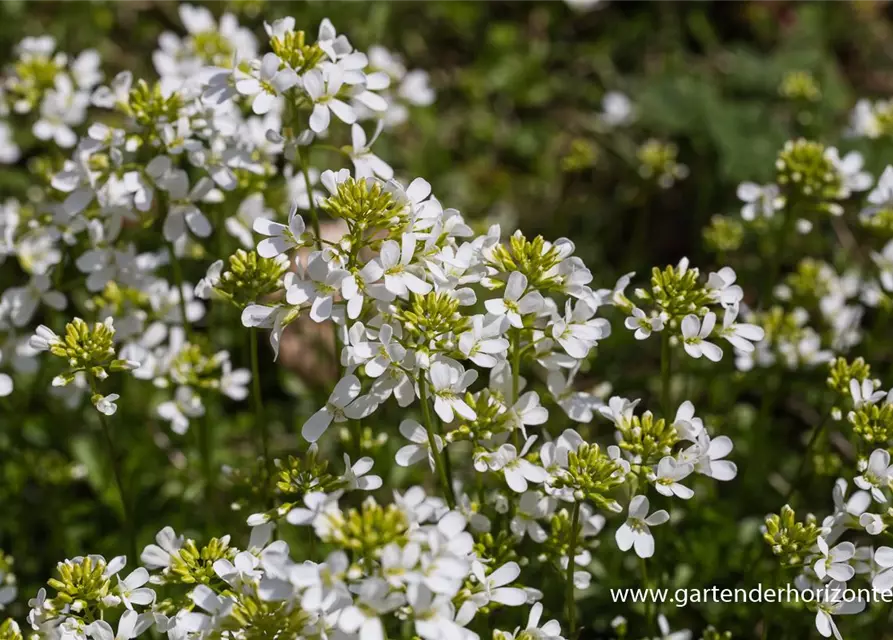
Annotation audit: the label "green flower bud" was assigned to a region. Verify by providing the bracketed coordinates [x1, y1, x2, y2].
[269, 29, 325, 75]
[214, 250, 289, 308]
[0, 619, 22, 640]
[46, 555, 112, 610]
[486, 231, 570, 293]
[323, 497, 409, 560]
[123, 79, 184, 128]
[848, 404, 893, 445]
[703, 215, 744, 253]
[319, 176, 406, 234]
[398, 292, 469, 342]
[637, 139, 688, 189]
[639, 262, 713, 320]
[775, 139, 841, 204]
[779, 71, 820, 103]
[167, 536, 236, 585]
[615, 410, 678, 463]
[827, 357, 872, 397]
[276, 444, 346, 498]
[551, 443, 627, 511]
[763, 504, 821, 567]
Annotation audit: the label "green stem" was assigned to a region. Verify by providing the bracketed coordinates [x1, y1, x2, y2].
[783, 412, 831, 506]
[640, 556, 653, 631]
[250, 329, 271, 503]
[760, 201, 798, 308]
[164, 237, 215, 516]
[164, 239, 195, 343]
[661, 331, 671, 418]
[566, 501, 581, 638]
[511, 329, 522, 449]
[299, 149, 323, 252]
[419, 376, 456, 508]
[299, 148, 343, 381]
[89, 375, 137, 562]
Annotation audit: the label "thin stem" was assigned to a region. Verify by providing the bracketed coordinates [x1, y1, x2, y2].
[299, 147, 343, 382]
[164, 239, 195, 343]
[511, 329, 522, 449]
[784, 412, 831, 506]
[250, 329, 271, 503]
[566, 501, 581, 638]
[419, 376, 456, 508]
[299, 149, 323, 252]
[89, 375, 137, 561]
[640, 556, 653, 631]
[164, 237, 215, 516]
[760, 200, 798, 308]
[661, 331, 671, 418]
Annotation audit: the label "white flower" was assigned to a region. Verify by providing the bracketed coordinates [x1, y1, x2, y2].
[220, 361, 251, 401]
[363, 324, 406, 378]
[157, 386, 205, 435]
[93, 393, 120, 416]
[254, 201, 310, 258]
[341, 454, 383, 491]
[396, 419, 443, 470]
[510, 491, 552, 542]
[860, 512, 886, 536]
[599, 91, 634, 127]
[504, 391, 549, 439]
[377, 233, 431, 297]
[114, 568, 155, 609]
[227, 194, 272, 249]
[428, 360, 477, 423]
[29, 324, 61, 352]
[719, 307, 764, 353]
[565, 0, 603, 13]
[286, 253, 349, 323]
[484, 272, 544, 329]
[736, 182, 782, 220]
[457, 561, 526, 624]
[614, 494, 669, 559]
[302, 374, 375, 442]
[814, 580, 864, 639]
[551, 299, 610, 359]
[350, 122, 393, 180]
[547, 369, 602, 423]
[854, 449, 893, 503]
[305, 65, 356, 133]
[872, 546, 893, 592]
[849, 378, 885, 409]
[655, 614, 692, 640]
[158, 171, 213, 242]
[681, 312, 723, 362]
[623, 307, 664, 340]
[706, 267, 743, 310]
[813, 537, 855, 582]
[458, 314, 509, 368]
[650, 456, 694, 499]
[235, 53, 299, 115]
[826, 147, 872, 197]
[498, 602, 563, 640]
[489, 436, 548, 493]
[86, 610, 152, 640]
[338, 578, 402, 640]
[680, 432, 737, 481]
[1, 273, 66, 327]
[407, 585, 466, 640]
[140, 526, 184, 570]
[285, 491, 341, 526]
